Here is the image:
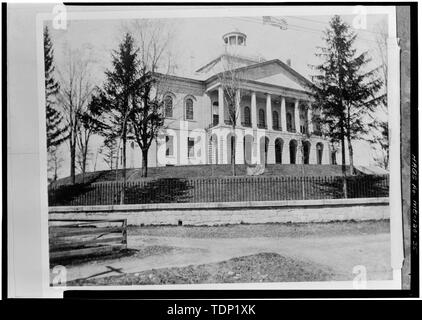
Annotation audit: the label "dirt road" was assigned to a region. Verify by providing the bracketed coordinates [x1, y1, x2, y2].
[57, 221, 391, 284]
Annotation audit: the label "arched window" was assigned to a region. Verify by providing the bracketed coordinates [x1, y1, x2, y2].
[272, 111, 279, 130]
[275, 138, 283, 164]
[316, 143, 324, 165]
[258, 109, 265, 128]
[244, 106, 251, 126]
[185, 98, 194, 120]
[164, 95, 173, 118]
[289, 140, 297, 164]
[303, 141, 311, 164]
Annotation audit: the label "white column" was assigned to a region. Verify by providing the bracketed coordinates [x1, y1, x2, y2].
[251, 91, 257, 128]
[219, 134, 225, 164]
[294, 99, 300, 133]
[156, 134, 166, 167]
[296, 142, 302, 164]
[266, 93, 272, 130]
[309, 142, 317, 164]
[235, 129, 244, 164]
[307, 102, 313, 134]
[282, 140, 290, 164]
[218, 86, 224, 125]
[267, 137, 275, 164]
[252, 130, 258, 164]
[235, 89, 241, 126]
[280, 96, 286, 131]
[179, 122, 188, 165]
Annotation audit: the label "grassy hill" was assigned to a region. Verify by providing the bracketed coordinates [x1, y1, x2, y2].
[51, 164, 355, 187]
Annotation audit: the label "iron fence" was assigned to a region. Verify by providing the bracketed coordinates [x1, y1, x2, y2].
[48, 174, 389, 206]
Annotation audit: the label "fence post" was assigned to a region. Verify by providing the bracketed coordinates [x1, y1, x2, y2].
[122, 219, 127, 249]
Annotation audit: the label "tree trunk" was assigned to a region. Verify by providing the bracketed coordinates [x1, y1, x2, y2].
[231, 125, 236, 176]
[82, 143, 88, 184]
[70, 136, 76, 185]
[53, 157, 58, 182]
[340, 135, 348, 198]
[301, 142, 306, 200]
[141, 149, 148, 177]
[347, 135, 354, 175]
[120, 134, 127, 204]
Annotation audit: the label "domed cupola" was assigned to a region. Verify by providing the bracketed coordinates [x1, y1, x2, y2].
[220, 30, 264, 64]
[222, 30, 247, 47]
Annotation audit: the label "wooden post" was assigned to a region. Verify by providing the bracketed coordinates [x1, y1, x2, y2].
[122, 219, 127, 249]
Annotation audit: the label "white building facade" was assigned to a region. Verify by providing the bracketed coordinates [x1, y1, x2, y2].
[126, 31, 338, 169]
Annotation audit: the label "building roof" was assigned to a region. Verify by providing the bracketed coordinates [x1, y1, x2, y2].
[203, 58, 314, 93]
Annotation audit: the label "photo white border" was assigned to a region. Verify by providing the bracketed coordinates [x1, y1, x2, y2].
[32, 4, 402, 298]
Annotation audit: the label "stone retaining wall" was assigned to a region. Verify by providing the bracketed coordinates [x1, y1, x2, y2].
[49, 198, 390, 226]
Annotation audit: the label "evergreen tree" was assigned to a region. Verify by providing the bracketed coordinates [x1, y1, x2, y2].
[44, 26, 66, 150]
[310, 15, 383, 195]
[97, 33, 140, 201]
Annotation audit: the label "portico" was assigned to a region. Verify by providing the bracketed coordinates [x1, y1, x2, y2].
[207, 84, 328, 166]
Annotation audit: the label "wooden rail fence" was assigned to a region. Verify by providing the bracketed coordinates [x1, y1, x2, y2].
[49, 219, 127, 262]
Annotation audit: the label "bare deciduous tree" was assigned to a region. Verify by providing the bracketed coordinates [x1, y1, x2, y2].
[57, 45, 95, 184]
[128, 19, 178, 74]
[216, 55, 247, 176]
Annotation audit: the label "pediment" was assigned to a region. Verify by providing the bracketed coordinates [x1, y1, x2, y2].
[238, 60, 312, 92]
[202, 59, 312, 93]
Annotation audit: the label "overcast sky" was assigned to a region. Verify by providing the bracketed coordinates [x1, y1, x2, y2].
[46, 11, 389, 173]
[47, 13, 388, 83]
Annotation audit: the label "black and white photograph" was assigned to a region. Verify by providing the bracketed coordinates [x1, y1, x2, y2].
[4, 2, 418, 299]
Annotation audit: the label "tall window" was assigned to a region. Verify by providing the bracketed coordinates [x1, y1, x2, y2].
[258, 109, 265, 127]
[300, 115, 306, 134]
[187, 137, 195, 158]
[166, 136, 174, 156]
[286, 113, 293, 132]
[272, 111, 279, 130]
[212, 102, 219, 125]
[300, 108, 308, 134]
[244, 106, 251, 126]
[164, 95, 173, 118]
[185, 98, 194, 120]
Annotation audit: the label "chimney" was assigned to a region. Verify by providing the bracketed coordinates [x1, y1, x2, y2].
[286, 58, 291, 67]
